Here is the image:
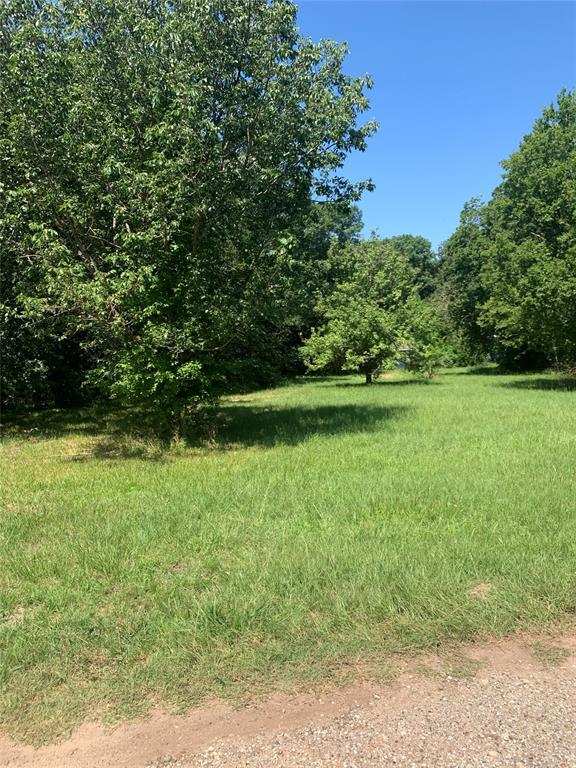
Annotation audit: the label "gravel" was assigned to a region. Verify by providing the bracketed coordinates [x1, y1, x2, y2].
[159, 662, 576, 768]
[3, 635, 574, 767]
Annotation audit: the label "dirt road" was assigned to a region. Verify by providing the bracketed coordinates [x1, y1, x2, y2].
[2, 632, 575, 768]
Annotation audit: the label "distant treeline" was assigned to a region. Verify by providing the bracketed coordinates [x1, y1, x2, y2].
[1, 0, 574, 427]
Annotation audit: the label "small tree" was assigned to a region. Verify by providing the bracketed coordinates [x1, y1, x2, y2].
[400, 298, 446, 378]
[301, 287, 399, 384]
[301, 239, 436, 383]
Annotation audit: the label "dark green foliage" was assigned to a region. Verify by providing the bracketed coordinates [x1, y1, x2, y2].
[382, 234, 438, 297]
[435, 200, 493, 364]
[436, 90, 576, 369]
[491, 90, 576, 255]
[0, 0, 375, 414]
[480, 91, 576, 368]
[3, 0, 571, 412]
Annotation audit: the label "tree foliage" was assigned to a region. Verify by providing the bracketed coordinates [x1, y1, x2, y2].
[3, 1, 572, 415]
[382, 234, 437, 297]
[435, 199, 492, 363]
[0, 0, 376, 416]
[436, 90, 576, 369]
[480, 90, 576, 367]
[301, 239, 446, 383]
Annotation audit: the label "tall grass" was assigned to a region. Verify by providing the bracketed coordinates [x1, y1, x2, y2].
[1, 369, 576, 742]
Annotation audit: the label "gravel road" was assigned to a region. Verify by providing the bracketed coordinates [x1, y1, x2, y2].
[182, 668, 576, 768]
[2, 632, 575, 768]
[159, 636, 576, 768]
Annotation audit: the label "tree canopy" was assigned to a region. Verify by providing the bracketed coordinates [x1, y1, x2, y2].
[0, 0, 376, 419]
[436, 90, 576, 370]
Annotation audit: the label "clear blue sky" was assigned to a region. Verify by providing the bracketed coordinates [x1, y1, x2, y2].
[296, 1, 576, 249]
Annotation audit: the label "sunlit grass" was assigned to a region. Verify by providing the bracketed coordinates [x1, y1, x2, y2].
[1, 368, 576, 742]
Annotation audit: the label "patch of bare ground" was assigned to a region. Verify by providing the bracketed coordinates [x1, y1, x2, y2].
[1, 629, 575, 768]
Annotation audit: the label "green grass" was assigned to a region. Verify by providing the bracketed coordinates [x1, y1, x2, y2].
[2, 368, 576, 742]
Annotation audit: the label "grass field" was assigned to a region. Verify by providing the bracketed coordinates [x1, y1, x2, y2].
[2, 368, 576, 743]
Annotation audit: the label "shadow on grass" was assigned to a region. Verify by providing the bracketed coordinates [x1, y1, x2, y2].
[499, 377, 576, 392]
[443, 365, 570, 379]
[293, 375, 348, 385]
[215, 404, 410, 448]
[1, 406, 173, 460]
[2, 402, 411, 457]
[441, 365, 502, 376]
[333, 379, 439, 389]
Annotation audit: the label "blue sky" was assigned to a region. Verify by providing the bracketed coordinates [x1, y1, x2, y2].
[296, 1, 576, 249]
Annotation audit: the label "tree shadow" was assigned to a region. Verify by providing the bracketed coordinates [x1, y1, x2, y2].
[499, 377, 576, 392]
[2, 405, 171, 440]
[293, 375, 346, 384]
[444, 365, 567, 378]
[2, 402, 411, 457]
[442, 365, 502, 376]
[2, 405, 103, 439]
[214, 403, 411, 448]
[1, 406, 173, 461]
[332, 379, 439, 389]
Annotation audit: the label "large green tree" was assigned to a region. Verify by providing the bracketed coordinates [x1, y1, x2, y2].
[383, 234, 437, 297]
[480, 90, 576, 367]
[436, 90, 576, 369]
[0, 0, 375, 418]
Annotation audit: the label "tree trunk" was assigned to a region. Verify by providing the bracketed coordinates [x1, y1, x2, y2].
[365, 370, 372, 385]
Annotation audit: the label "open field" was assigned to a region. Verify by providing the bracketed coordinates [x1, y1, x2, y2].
[1, 368, 576, 743]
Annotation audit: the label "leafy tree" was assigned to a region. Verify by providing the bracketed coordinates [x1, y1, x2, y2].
[0, 0, 376, 419]
[301, 239, 434, 383]
[435, 199, 492, 363]
[480, 234, 576, 368]
[401, 297, 447, 378]
[490, 89, 576, 256]
[435, 91, 576, 369]
[267, 201, 365, 359]
[383, 234, 437, 297]
[479, 90, 576, 368]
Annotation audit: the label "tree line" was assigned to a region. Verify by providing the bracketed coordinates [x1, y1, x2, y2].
[438, 90, 575, 371]
[1, 0, 574, 429]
